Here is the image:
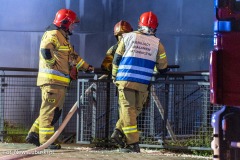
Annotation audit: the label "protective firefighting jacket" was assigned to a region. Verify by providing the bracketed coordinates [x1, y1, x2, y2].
[112, 31, 168, 92]
[37, 25, 89, 87]
[101, 43, 118, 72]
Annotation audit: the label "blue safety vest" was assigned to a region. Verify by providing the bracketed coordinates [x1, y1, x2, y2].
[116, 32, 159, 85]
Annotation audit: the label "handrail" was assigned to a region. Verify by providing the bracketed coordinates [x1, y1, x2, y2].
[0, 65, 179, 73]
[0, 66, 209, 78]
[0, 67, 38, 72]
[156, 71, 209, 77]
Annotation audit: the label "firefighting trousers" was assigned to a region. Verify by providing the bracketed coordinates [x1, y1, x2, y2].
[115, 87, 148, 144]
[28, 84, 67, 144]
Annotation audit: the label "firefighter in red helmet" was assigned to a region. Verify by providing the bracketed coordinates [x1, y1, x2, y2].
[101, 20, 133, 72]
[53, 9, 80, 34]
[138, 11, 159, 34]
[26, 9, 94, 149]
[111, 11, 168, 153]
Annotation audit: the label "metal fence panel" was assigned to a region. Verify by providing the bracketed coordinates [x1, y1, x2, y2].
[0, 68, 222, 151]
[76, 75, 222, 150]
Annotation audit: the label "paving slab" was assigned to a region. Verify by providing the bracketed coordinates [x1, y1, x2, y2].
[0, 143, 212, 160]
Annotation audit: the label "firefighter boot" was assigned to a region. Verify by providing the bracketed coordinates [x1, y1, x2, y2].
[25, 132, 40, 146]
[111, 129, 125, 148]
[47, 143, 61, 150]
[119, 142, 140, 153]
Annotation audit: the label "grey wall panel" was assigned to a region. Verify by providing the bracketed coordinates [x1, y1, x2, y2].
[0, 31, 42, 68]
[178, 36, 213, 71]
[0, 0, 66, 31]
[0, 31, 112, 69]
[156, 34, 177, 66]
[156, 1, 181, 34]
[182, 0, 214, 35]
[77, 33, 111, 68]
[158, 35, 213, 71]
[75, 0, 125, 34]
[78, 0, 105, 32]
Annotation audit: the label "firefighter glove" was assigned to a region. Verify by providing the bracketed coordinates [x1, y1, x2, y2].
[112, 75, 116, 81]
[70, 66, 78, 80]
[112, 75, 117, 85]
[158, 68, 170, 74]
[85, 65, 94, 73]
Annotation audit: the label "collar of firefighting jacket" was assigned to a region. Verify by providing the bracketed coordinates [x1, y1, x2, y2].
[46, 24, 69, 39]
[46, 24, 58, 31]
[135, 30, 156, 37]
[58, 28, 68, 39]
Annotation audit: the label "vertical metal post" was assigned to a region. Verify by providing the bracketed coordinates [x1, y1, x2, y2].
[202, 84, 208, 130]
[91, 82, 96, 139]
[80, 80, 85, 142]
[76, 79, 87, 143]
[149, 86, 154, 136]
[0, 71, 5, 141]
[105, 75, 110, 141]
[80, 109, 84, 142]
[76, 79, 80, 143]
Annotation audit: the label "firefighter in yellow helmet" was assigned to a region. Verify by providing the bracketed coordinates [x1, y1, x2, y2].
[111, 11, 168, 153]
[26, 9, 94, 149]
[101, 20, 133, 72]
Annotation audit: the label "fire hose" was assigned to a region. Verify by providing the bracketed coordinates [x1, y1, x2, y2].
[151, 85, 177, 141]
[0, 74, 108, 160]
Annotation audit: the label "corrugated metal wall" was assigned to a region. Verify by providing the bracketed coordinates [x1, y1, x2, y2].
[0, 0, 214, 71]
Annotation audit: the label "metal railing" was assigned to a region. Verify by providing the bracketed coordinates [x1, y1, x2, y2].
[0, 67, 221, 151]
[76, 69, 221, 150]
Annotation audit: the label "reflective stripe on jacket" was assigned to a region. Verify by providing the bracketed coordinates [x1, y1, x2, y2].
[38, 68, 70, 84]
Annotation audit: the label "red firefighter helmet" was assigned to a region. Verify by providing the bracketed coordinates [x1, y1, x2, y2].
[113, 20, 133, 36]
[53, 9, 80, 31]
[138, 11, 158, 29]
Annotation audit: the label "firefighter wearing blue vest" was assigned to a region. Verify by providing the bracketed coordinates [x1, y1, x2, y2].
[25, 9, 94, 149]
[111, 11, 168, 153]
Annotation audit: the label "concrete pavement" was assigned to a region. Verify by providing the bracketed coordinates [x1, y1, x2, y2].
[0, 143, 212, 160]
